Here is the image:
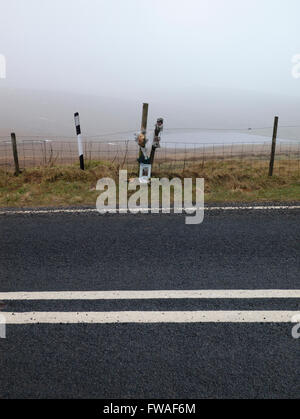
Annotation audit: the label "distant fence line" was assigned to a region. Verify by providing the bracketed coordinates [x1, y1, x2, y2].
[0, 137, 300, 176]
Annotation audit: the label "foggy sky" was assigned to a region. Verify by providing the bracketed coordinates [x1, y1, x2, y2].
[0, 0, 300, 135]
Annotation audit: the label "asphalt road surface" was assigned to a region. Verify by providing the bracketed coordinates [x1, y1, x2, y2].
[0, 206, 299, 399]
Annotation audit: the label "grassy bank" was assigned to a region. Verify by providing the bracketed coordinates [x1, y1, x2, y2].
[0, 160, 299, 207]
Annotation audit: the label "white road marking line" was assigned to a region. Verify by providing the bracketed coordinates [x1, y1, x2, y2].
[2, 311, 300, 324]
[1, 290, 300, 301]
[0, 205, 300, 215]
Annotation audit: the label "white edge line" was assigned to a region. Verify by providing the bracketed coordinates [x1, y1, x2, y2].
[0, 206, 300, 215]
[1, 290, 300, 300]
[2, 311, 300, 324]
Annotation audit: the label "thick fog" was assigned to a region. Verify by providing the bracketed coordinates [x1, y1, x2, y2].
[0, 0, 300, 137]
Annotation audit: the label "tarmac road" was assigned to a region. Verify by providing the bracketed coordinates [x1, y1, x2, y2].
[0, 206, 299, 399]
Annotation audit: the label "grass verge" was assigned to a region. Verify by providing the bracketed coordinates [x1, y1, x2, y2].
[0, 160, 299, 207]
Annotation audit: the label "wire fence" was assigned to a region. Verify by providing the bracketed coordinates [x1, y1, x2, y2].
[0, 137, 300, 177]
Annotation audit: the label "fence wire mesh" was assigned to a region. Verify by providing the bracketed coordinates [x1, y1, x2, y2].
[0, 136, 300, 177]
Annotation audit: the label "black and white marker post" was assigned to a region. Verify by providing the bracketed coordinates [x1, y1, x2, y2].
[74, 112, 85, 170]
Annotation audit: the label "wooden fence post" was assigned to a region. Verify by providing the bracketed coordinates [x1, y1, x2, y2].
[150, 118, 164, 166]
[138, 103, 149, 165]
[141, 103, 149, 134]
[11, 133, 20, 176]
[269, 116, 279, 177]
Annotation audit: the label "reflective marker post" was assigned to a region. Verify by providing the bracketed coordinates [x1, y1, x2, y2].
[74, 112, 85, 170]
